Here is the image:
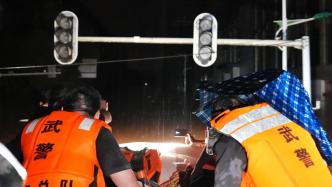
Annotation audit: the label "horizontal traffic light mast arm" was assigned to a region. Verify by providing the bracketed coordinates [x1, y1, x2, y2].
[78, 36, 193, 45]
[78, 36, 303, 49]
[217, 38, 302, 48]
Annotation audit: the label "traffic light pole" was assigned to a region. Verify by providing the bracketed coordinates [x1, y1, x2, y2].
[282, 0, 288, 70]
[78, 36, 311, 99]
[302, 36, 311, 101]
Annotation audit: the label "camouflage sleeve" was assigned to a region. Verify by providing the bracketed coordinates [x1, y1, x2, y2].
[213, 135, 247, 187]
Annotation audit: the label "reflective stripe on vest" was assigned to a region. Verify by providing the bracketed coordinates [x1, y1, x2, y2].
[25, 118, 41, 134]
[78, 118, 95, 131]
[220, 105, 291, 143]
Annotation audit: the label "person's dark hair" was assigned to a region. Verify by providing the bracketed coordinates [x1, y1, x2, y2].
[211, 94, 262, 118]
[48, 85, 67, 110]
[32, 85, 66, 119]
[63, 85, 101, 117]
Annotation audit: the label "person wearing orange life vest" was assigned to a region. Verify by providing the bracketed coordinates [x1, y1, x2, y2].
[6, 84, 67, 164]
[21, 85, 139, 187]
[209, 100, 332, 187]
[193, 70, 332, 187]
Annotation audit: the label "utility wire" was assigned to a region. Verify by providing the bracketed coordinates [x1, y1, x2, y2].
[0, 53, 196, 70]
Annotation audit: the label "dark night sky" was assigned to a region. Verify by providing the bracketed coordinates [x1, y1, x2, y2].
[0, 0, 331, 143]
[0, 0, 214, 142]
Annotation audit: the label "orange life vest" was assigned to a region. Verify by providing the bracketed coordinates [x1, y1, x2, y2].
[122, 147, 162, 185]
[211, 102, 332, 187]
[21, 111, 112, 187]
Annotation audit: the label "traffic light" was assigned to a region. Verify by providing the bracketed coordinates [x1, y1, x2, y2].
[54, 11, 78, 65]
[193, 13, 218, 67]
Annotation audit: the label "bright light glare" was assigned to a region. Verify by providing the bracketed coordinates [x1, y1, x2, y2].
[19, 119, 29, 123]
[199, 18, 212, 32]
[120, 142, 187, 155]
[199, 32, 212, 45]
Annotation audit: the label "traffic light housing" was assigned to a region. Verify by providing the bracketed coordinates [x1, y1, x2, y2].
[193, 13, 218, 67]
[54, 11, 78, 65]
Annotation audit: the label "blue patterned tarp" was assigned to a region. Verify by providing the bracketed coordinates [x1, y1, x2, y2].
[194, 70, 332, 165]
